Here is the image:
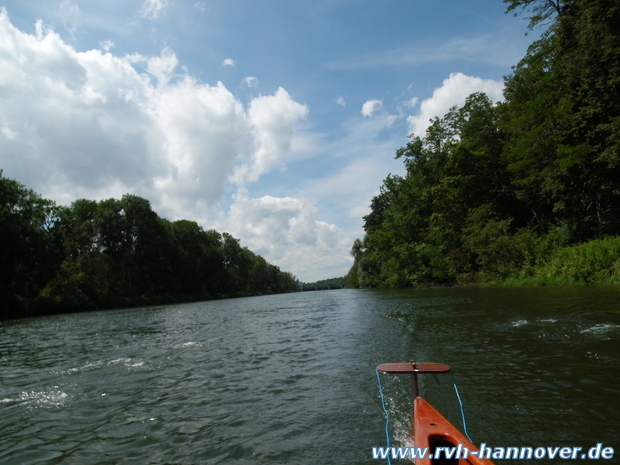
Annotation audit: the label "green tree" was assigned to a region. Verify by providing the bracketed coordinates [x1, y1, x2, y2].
[41, 199, 110, 310]
[345, 238, 364, 288]
[0, 172, 62, 318]
[354, 93, 514, 287]
[504, 0, 567, 30]
[118, 195, 177, 299]
[1, 172, 300, 320]
[503, 0, 620, 240]
[348, 0, 620, 289]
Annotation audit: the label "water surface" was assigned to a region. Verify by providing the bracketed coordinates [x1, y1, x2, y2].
[1, 286, 618, 464]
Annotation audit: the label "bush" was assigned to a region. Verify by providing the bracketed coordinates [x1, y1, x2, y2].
[536, 237, 620, 284]
[497, 236, 620, 286]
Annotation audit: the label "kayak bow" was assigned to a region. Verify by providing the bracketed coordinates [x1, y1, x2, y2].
[377, 362, 496, 465]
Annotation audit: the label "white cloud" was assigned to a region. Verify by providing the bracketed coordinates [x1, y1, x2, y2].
[233, 87, 309, 184]
[407, 72, 504, 137]
[0, 11, 307, 222]
[139, 0, 168, 20]
[222, 58, 236, 67]
[99, 40, 115, 52]
[2, 126, 17, 141]
[219, 191, 351, 280]
[146, 47, 179, 87]
[242, 76, 259, 88]
[0, 10, 402, 282]
[151, 78, 251, 218]
[361, 99, 382, 117]
[336, 96, 346, 108]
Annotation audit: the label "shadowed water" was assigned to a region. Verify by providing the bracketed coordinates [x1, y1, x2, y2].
[1, 286, 618, 464]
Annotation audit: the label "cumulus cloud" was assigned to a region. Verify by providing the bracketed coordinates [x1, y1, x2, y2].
[336, 96, 346, 108]
[219, 191, 351, 279]
[145, 47, 179, 87]
[0, 11, 363, 281]
[222, 58, 236, 67]
[151, 78, 250, 217]
[0, 13, 155, 202]
[0, 11, 307, 220]
[361, 99, 382, 117]
[233, 87, 309, 184]
[407, 72, 504, 137]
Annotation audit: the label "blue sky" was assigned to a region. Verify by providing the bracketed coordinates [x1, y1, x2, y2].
[0, 1, 535, 282]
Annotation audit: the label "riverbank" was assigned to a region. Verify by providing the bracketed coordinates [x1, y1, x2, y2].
[486, 237, 620, 287]
[346, 236, 620, 290]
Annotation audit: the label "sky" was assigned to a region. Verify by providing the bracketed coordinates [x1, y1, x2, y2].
[0, 0, 535, 282]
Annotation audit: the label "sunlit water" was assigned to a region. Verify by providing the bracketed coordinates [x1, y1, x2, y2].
[1, 286, 618, 464]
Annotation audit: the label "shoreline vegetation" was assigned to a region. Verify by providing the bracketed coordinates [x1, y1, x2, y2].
[346, 0, 620, 290]
[3, 1, 620, 320]
[300, 277, 346, 291]
[0, 173, 299, 321]
[365, 237, 620, 288]
[486, 237, 620, 287]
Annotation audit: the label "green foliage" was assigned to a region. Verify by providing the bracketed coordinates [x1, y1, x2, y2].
[1, 171, 63, 319]
[347, 0, 620, 289]
[503, 0, 566, 31]
[0, 172, 299, 320]
[541, 237, 620, 284]
[303, 277, 345, 290]
[503, 0, 620, 240]
[501, 237, 620, 285]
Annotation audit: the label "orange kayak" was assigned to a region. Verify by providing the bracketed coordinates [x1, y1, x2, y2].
[377, 362, 496, 465]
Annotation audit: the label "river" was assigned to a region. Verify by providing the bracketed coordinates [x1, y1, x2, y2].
[1, 286, 618, 464]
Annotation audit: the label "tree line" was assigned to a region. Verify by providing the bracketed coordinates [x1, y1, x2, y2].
[347, 0, 620, 288]
[301, 277, 345, 291]
[0, 174, 299, 320]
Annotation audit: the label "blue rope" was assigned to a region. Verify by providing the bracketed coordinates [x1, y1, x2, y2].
[451, 371, 474, 443]
[375, 369, 393, 465]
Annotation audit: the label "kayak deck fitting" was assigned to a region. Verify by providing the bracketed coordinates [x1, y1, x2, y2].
[377, 362, 496, 465]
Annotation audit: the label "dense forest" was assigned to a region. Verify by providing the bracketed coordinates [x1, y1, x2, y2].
[346, 0, 620, 288]
[0, 174, 299, 320]
[301, 277, 345, 291]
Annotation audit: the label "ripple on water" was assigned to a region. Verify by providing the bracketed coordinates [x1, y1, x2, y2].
[0, 288, 618, 464]
[579, 322, 620, 339]
[0, 389, 68, 409]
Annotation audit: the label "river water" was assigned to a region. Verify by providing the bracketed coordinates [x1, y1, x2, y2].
[1, 286, 618, 464]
